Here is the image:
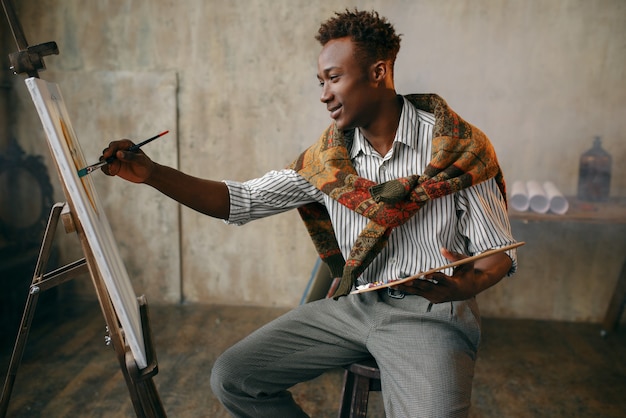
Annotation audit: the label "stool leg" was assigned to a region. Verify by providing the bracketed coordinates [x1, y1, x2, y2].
[601, 258, 626, 336]
[338, 370, 354, 418]
[338, 370, 370, 418]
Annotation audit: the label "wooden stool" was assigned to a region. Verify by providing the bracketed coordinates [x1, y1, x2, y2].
[338, 358, 381, 418]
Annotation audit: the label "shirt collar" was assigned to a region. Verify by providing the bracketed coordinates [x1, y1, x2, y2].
[350, 95, 434, 159]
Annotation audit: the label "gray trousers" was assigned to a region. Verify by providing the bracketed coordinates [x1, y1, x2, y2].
[210, 291, 481, 418]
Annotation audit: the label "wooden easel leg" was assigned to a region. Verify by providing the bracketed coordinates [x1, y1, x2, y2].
[2, 202, 167, 417]
[83, 252, 167, 417]
[0, 203, 88, 418]
[0, 280, 42, 418]
[134, 297, 166, 417]
[120, 297, 166, 418]
[125, 353, 166, 418]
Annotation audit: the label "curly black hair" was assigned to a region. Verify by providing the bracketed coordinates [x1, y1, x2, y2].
[316, 9, 402, 71]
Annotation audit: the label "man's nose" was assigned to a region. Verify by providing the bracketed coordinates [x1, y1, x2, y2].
[320, 84, 331, 103]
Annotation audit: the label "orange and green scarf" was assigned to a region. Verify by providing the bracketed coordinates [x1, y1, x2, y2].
[288, 94, 506, 298]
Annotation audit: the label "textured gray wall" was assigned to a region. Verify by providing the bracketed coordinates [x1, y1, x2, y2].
[5, 0, 625, 321]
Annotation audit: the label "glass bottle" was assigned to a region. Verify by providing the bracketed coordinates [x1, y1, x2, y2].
[577, 136, 611, 201]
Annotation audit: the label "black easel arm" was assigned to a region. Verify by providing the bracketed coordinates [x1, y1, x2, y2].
[1, 0, 28, 49]
[1, 0, 59, 77]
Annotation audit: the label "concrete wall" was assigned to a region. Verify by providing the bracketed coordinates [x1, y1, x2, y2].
[3, 0, 625, 321]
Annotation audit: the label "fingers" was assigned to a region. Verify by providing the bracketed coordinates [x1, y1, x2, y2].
[100, 139, 139, 177]
[103, 139, 135, 159]
[116, 149, 142, 162]
[393, 277, 439, 294]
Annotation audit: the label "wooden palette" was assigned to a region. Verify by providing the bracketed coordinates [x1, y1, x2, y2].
[350, 241, 525, 294]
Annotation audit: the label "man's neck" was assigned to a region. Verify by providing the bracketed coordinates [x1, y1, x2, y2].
[359, 94, 403, 157]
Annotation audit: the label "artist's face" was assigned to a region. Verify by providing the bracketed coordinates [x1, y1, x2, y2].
[317, 37, 378, 131]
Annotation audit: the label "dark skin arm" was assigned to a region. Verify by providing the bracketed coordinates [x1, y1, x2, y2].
[102, 141, 512, 303]
[392, 248, 513, 304]
[101, 139, 230, 219]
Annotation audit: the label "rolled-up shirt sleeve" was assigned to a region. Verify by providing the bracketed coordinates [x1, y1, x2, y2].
[224, 169, 321, 225]
[456, 178, 518, 276]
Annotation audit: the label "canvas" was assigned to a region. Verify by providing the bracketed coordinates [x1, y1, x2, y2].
[25, 77, 147, 369]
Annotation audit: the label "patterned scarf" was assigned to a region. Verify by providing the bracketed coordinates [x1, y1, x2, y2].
[288, 94, 506, 298]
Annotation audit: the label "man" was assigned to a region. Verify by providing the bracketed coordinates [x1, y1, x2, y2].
[103, 9, 517, 418]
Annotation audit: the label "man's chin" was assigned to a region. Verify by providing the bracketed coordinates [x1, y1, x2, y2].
[333, 118, 352, 131]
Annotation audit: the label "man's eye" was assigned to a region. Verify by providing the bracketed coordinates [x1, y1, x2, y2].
[318, 75, 339, 87]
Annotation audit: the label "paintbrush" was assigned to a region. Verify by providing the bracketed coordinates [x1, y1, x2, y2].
[77, 130, 169, 178]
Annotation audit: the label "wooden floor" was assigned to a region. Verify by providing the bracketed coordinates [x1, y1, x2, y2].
[1, 301, 625, 417]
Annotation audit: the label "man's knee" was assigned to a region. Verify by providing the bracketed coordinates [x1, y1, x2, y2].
[210, 351, 238, 399]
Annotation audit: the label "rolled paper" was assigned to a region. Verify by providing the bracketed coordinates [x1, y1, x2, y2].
[527, 180, 550, 213]
[543, 181, 569, 215]
[510, 180, 530, 212]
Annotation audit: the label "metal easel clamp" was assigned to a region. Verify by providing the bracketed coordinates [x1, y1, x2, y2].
[8, 41, 59, 77]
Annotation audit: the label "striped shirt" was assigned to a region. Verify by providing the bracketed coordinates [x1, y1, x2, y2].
[225, 96, 517, 285]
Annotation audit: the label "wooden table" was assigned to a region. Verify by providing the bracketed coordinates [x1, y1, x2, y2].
[510, 196, 626, 225]
[509, 197, 626, 334]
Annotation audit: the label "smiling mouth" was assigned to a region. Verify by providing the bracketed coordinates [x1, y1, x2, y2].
[328, 105, 342, 119]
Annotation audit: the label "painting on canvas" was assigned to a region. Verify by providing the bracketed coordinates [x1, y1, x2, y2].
[25, 77, 147, 369]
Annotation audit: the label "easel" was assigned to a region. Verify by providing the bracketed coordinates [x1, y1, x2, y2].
[0, 202, 165, 417]
[1, 1, 166, 416]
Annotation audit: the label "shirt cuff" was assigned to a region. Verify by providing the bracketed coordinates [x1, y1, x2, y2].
[223, 180, 251, 225]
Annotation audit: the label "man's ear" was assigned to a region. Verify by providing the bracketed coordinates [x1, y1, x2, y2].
[371, 61, 389, 83]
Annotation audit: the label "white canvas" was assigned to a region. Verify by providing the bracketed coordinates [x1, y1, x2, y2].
[25, 77, 147, 369]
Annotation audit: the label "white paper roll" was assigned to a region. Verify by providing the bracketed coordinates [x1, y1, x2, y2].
[509, 180, 530, 212]
[527, 181, 549, 213]
[543, 181, 569, 215]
